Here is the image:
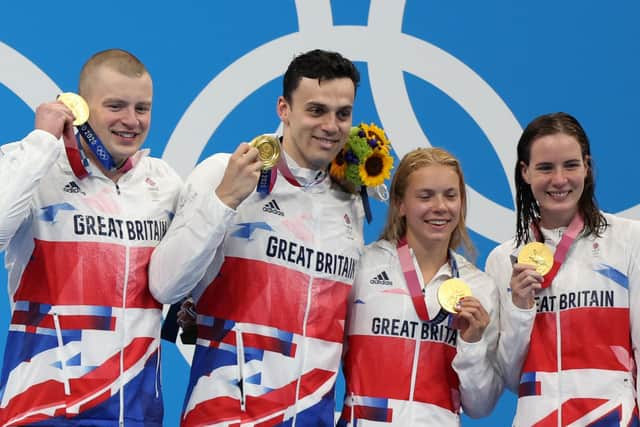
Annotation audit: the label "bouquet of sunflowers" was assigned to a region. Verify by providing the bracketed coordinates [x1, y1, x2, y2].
[330, 123, 394, 193]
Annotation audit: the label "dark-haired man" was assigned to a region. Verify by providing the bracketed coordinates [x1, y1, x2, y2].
[150, 49, 364, 426]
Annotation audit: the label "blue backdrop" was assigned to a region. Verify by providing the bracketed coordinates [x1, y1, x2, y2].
[2, 1, 640, 425]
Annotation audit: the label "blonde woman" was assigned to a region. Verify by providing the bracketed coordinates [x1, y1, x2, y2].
[339, 147, 503, 426]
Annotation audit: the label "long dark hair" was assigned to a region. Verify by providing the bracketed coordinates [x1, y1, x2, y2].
[515, 112, 607, 245]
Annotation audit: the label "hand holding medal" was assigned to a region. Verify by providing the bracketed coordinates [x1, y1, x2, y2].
[437, 278, 489, 342]
[517, 242, 553, 276]
[510, 241, 554, 310]
[249, 135, 281, 195]
[56, 92, 130, 178]
[437, 278, 472, 314]
[57, 93, 90, 126]
[250, 135, 280, 170]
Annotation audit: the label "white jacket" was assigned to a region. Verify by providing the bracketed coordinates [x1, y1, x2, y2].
[486, 213, 640, 427]
[338, 240, 503, 426]
[149, 152, 365, 426]
[0, 130, 182, 426]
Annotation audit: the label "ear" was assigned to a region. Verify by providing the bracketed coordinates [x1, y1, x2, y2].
[520, 160, 531, 185]
[276, 96, 289, 123]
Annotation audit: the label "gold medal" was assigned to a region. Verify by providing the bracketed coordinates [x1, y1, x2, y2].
[57, 92, 90, 126]
[250, 135, 280, 170]
[437, 278, 472, 314]
[517, 242, 553, 275]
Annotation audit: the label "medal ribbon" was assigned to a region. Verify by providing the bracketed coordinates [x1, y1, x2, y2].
[397, 238, 457, 323]
[64, 134, 89, 179]
[360, 186, 372, 224]
[76, 123, 117, 171]
[65, 126, 135, 179]
[531, 213, 584, 288]
[257, 152, 327, 194]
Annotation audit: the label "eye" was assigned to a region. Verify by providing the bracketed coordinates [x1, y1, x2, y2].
[337, 108, 352, 121]
[446, 191, 458, 200]
[564, 160, 581, 170]
[136, 105, 151, 114]
[307, 105, 325, 116]
[535, 163, 553, 172]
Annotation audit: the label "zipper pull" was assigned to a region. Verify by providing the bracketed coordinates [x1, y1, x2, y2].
[115, 183, 121, 195]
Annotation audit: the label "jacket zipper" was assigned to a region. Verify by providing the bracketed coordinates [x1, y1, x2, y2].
[408, 323, 421, 421]
[236, 328, 246, 411]
[118, 187, 131, 426]
[555, 298, 562, 427]
[52, 312, 71, 398]
[350, 392, 355, 425]
[292, 275, 314, 427]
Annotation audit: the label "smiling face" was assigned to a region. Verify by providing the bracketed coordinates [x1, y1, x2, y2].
[82, 66, 152, 167]
[277, 77, 355, 170]
[521, 133, 588, 229]
[399, 164, 462, 254]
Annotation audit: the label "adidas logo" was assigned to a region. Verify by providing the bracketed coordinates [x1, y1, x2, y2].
[262, 199, 284, 216]
[63, 181, 84, 195]
[369, 271, 392, 286]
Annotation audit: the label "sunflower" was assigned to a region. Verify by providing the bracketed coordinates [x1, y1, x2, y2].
[359, 149, 394, 187]
[360, 122, 391, 152]
[330, 122, 393, 191]
[329, 149, 348, 180]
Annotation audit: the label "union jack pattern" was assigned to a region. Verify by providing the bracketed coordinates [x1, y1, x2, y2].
[0, 133, 182, 426]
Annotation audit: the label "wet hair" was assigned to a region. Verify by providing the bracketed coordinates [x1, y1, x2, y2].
[282, 49, 360, 103]
[515, 112, 607, 245]
[79, 49, 149, 97]
[381, 147, 475, 257]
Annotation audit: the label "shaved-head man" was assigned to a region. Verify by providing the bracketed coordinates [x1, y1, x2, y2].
[0, 49, 181, 426]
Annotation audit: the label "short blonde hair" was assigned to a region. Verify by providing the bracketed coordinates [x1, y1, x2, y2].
[380, 147, 475, 258]
[79, 49, 149, 96]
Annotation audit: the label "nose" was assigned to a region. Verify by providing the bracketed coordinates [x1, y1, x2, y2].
[551, 168, 568, 186]
[433, 194, 447, 211]
[321, 113, 339, 134]
[120, 107, 139, 128]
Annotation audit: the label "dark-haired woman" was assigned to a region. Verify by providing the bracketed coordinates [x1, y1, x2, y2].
[487, 112, 640, 425]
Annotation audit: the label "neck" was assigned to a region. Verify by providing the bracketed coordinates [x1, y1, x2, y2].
[539, 207, 579, 230]
[80, 138, 124, 182]
[405, 233, 449, 284]
[281, 137, 327, 172]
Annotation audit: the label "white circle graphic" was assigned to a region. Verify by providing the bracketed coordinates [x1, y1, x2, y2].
[162, 0, 520, 250]
[3, 1, 640, 364]
[0, 41, 61, 110]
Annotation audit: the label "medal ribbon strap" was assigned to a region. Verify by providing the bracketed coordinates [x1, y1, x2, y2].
[360, 186, 372, 224]
[256, 168, 274, 195]
[74, 122, 135, 175]
[532, 213, 585, 288]
[76, 123, 116, 171]
[258, 154, 328, 194]
[64, 134, 89, 179]
[276, 155, 304, 188]
[397, 238, 450, 323]
[256, 156, 298, 195]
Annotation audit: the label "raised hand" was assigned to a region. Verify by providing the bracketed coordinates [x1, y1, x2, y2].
[454, 296, 490, 343]
[509, 263, 543, 309]
[215, 142, 263, 209]
[34, 101, 75, 140]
